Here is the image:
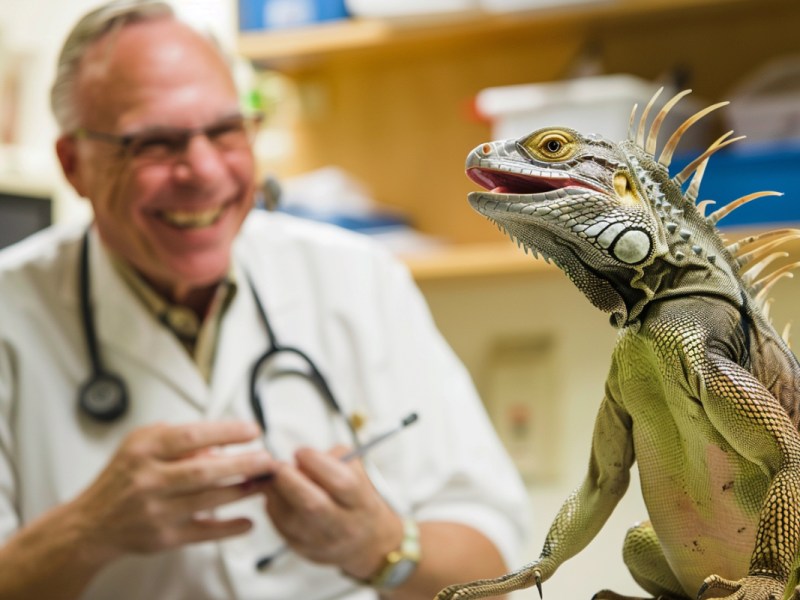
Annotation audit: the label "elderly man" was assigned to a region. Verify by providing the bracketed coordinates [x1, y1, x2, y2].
[0, 1, 529, 598]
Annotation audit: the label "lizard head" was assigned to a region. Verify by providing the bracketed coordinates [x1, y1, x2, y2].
[466, 89, 791, 327]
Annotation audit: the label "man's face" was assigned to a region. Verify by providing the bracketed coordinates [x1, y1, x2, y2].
[60, 18, 256, 298]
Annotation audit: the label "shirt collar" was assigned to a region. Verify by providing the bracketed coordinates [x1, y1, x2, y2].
[108, 254, 237, 380]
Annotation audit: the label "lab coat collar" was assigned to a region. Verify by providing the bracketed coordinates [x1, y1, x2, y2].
[87, 228, 210, 411]
[63, 218, 303, 417]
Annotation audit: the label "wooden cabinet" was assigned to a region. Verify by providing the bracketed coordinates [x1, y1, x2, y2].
[238, 0, 800, 277]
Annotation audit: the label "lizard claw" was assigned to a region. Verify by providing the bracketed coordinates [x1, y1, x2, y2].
[434, 563, 548, 599]
[697, 574, 784, 600]
[698, 574, 737, 599]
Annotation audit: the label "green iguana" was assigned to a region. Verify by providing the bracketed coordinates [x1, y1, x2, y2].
[435, 89, 800, 600]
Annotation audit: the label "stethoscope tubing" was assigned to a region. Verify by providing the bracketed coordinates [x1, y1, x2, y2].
[78, 231, 130, 421]
[77, 229, 360, 450]
[246, 275, 360, 446]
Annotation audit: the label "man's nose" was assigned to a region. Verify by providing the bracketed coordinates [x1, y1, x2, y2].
[173, 133, 228, 182]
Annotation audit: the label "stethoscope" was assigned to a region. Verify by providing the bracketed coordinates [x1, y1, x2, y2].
[76, 230, 362, 454]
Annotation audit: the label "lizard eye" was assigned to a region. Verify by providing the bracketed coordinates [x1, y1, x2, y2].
[518, 129, 576, 162]
[539, 134, 571, 158]
[545, 139, 562, 153]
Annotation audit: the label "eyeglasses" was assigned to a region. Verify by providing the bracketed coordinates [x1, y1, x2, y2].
[74, 112, 263, 165]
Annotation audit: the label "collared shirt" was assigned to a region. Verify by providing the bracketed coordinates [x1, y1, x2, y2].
[109, 255, 237, 382]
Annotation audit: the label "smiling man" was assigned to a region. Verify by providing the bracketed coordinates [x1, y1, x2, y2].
[56, 10, 256, 312]
[0, 1, 529, 599]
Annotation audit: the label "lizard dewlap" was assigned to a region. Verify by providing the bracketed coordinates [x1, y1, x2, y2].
[436, 89, 800, 600]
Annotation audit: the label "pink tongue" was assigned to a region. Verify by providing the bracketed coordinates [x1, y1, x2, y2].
[492, 186, 512, 193]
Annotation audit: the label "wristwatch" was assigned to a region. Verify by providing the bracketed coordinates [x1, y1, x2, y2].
[362, 518, 421, 590]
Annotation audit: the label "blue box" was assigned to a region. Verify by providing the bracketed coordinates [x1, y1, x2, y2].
[239, 0, 349, 31]
[671, 141, 800, 228]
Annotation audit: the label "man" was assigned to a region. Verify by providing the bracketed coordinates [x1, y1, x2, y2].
[0, 1, 529, 598]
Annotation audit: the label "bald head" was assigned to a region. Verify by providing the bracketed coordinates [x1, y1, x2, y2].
[75, 17, 237, 132]
[51, 0, 233, 133]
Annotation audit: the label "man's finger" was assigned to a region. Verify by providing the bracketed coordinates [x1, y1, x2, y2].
[177, 516, 254, 545]
[294, 448, 364, 507]
[161, 451, 276, 494]
[165, 480, 269, 515]
[152, 421, 262, 459]
[267, 462, 334, 518]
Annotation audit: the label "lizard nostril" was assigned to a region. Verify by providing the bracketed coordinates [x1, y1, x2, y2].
[481, 144, 492, 155]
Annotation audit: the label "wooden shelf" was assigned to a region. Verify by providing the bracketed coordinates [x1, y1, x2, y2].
[238, 0, 761, 68]
[402, 240, 557, 282]
[239, 18, 391, 65]
[237, 0, 799, 281]
[402, 226, 800, 283]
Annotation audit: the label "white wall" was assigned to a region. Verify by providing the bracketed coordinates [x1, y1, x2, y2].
[0, 1, 97, 222]
[0, 0, 237, 224]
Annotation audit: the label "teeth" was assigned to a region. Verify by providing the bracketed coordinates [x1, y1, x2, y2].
[161, 206, 224, 228]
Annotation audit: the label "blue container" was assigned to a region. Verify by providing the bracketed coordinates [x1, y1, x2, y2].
[239, 0, 349, 31]
[671, 141, 800, 228]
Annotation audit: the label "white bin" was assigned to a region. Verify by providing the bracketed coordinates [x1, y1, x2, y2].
[475, 74, 712, 151]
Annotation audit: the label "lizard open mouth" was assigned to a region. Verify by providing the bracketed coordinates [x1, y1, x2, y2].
[467, 167, 599, 195]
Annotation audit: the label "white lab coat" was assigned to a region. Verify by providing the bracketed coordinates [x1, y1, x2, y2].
[0, 210, 529, 600]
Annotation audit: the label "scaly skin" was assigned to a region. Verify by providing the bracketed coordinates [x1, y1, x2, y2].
[436, 91, 800, 600]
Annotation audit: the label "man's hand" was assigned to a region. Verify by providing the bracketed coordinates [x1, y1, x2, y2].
[70, 420, 274, 563]
[262, 445, 404, 579]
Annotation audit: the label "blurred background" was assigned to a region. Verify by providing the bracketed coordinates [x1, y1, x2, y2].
[1, 0, 799, 596]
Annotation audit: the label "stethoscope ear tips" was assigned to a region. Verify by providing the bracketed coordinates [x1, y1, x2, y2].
[78, 371, 129, 422]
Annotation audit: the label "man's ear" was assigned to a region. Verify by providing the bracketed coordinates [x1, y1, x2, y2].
[55, 135, 86, 197]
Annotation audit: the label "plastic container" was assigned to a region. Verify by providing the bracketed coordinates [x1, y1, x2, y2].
[726, 56, 800, 144]
[670, 141, 800, 228]
[474, 74, 712, 150]
[238, 0, 349, 31]
[344, 0, 477, 18]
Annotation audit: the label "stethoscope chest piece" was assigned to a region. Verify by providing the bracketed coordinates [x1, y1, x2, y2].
[79, 371, 129, 422]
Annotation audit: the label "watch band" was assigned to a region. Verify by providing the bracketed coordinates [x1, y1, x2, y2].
[362, 517, 421, 590]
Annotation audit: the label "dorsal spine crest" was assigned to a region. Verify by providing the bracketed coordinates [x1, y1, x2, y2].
[625, 89, 799, 323]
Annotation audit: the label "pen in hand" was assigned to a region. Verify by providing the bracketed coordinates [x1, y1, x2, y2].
[255, 411, 420, 571]
[250, 412, 419, 485]
[340, 412, 418, 462]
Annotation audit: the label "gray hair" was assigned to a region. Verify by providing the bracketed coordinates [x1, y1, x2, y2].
[50, 0, 175, 133]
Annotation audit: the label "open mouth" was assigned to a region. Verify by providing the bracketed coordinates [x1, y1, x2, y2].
[467, 167, 600, 195]
[158, 204, 228, 229]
